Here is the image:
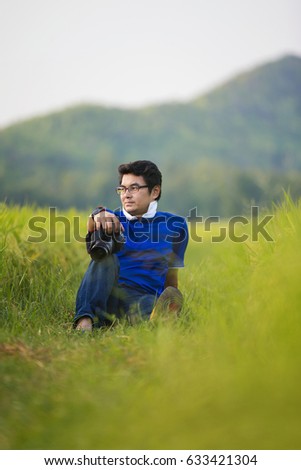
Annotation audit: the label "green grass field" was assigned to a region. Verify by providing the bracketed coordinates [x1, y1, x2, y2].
[0, 197, 300, 450]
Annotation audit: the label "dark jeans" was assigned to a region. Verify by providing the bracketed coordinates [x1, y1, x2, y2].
[74, 255, 157, 327]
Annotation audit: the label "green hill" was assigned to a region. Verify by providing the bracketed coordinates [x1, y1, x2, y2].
[0, 55, 301, 215]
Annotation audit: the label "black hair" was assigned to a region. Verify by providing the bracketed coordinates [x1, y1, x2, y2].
[118, 160, 162, 200]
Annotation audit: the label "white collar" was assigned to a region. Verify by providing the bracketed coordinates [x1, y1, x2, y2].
[122, 201, 158, 221]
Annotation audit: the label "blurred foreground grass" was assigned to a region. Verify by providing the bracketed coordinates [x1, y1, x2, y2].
[0, 198, 300, 450]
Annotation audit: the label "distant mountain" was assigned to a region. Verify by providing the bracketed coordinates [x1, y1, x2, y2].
[192, 54, 301, 169]
[0, 55, 300, 215]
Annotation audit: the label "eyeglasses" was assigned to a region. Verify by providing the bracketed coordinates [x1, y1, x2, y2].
[115, 184, 149, 195]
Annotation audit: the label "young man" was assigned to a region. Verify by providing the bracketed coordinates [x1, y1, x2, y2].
[74, 160, 189, 331]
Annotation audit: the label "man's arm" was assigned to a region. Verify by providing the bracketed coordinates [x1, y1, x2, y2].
[164, 268, 179, 289]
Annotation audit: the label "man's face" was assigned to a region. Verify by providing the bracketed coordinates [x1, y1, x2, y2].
[120, 173, 160, 217]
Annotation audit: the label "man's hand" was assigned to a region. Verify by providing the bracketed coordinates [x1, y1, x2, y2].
[87, 210, 124, 234]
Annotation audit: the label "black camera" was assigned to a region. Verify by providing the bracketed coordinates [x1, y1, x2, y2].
[86, 229, 125, 261]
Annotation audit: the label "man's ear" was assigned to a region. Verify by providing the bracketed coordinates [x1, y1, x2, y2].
[151, 185, 161, 200]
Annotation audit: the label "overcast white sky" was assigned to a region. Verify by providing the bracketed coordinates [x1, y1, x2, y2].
[0, 0, 300, 128]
